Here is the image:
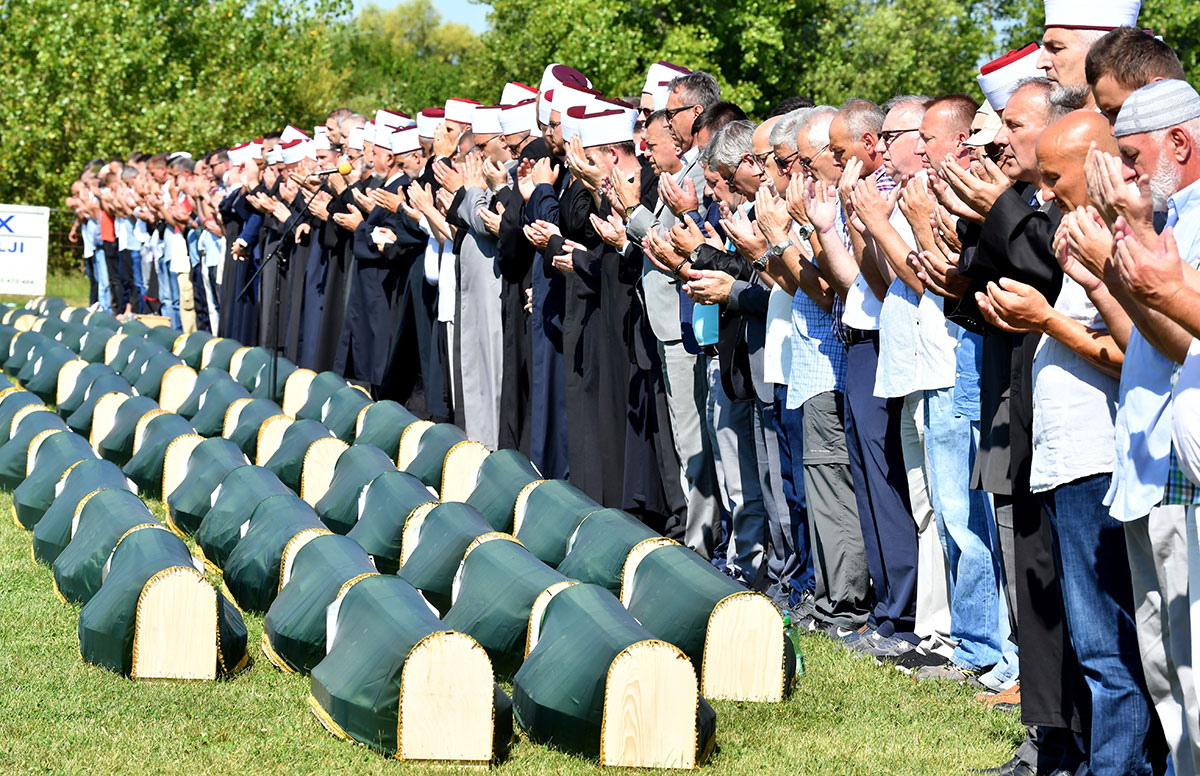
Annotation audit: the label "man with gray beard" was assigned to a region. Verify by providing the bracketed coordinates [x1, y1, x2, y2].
[1036, 0, 1141, 110]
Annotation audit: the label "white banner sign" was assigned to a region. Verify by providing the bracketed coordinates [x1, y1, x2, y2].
[0, 204, 49, 296]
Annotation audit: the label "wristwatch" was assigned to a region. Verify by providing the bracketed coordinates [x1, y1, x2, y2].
[795, 223, 815, 240]
[752, 247, 772, 272]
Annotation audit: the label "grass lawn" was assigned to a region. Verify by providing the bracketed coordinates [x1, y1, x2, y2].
[0, 275, 1024, 774]
[0, 271, 92, 309]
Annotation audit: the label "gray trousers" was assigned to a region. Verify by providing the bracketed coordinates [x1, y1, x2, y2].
[658, 339, 720, 559]
[760, 395, 800, 599]
[1126, 506, 1200, 776]
[803, 390, 870, 628]
[705, 357, 768, 583]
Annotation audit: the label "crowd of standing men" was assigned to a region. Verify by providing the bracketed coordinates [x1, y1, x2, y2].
[64, 1, 1200, 771]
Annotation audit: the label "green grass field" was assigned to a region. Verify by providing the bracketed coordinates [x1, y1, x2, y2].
[0, 277, 1024, 775]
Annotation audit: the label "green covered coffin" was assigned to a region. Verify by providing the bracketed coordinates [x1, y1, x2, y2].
[225, 398, 285, 460]
[12, 430, 99, 528]
[76, 326, 110, 364]
[262, 534, 377, 674]
[65, 374, 134, 437]
[94, 395, 159, 467]
[122, 412, 195, 496]
[464, 449, 542, 533]
[514, 479, 601, 568]
[77, 524, 248, 679]
[294, 371, 348, 422]
[34, 316, 66, 340]
[173, 331, 213, 369]
[165, 437, 249, 537]
[626, 543, 796, 702]
[130, 351, 185, 400]
[223, 493, 330, 613]
[352, 400, 418, 463]
[249, 356, 297, 404]
[233, 346, 271, 391]
[53, 489, 156, 605]
[56, 322, 90, 354]
[320, 386, 372, 443]
[309, 574, 513, 764]
[5, 331, 44, 378]
[345, 470, 438, 574]
[0, 411, 67, 489]
[114, 317, 149, 337]
[513, 582, 716, 768]
[402, 422, 468, 491]
[203, 337, 241, 373]
[442, 536, 568, 675]
[32, 459, 134, 565]
[118, 341, 168, 383]
[262, 418, 334, 493]
[0, 389, 46, 444]
[104, 331, 142, 372]
[144, 323, 180, 351]
[313, 444, 397, 535]
[556, 508, 662, 597]
[196, 464, 294, 570]
[396, 503, 493, 615]
[84, 309, 119, 331]
[190, 380, 253, 440]
[57, 362, 116, 417]
[21, 344, 76, 403]
[175, 367, 237, 421]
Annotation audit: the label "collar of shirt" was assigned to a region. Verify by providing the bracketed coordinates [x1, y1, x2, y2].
[1166, 175, 1200, 266]
[1167, 175, 1200, 228]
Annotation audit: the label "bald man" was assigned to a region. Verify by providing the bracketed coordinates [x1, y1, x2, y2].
[979, 108, 1157, 776]
[752, 116, 788, 194]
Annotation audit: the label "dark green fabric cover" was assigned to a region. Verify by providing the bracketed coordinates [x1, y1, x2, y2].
[130, 351, 184, 400]
[345, 470, 438, 574]
[57, 362, 115, 417]
[234, 346, 271, 391]
[76, 326, 110, 363]
[77, 525, 247, 677]
[34, 316, 66, 340]
[165, 437, 248, 536]
[352, 400, 418, 463]
[85, 310, 119, 331]
[175, 368, 234, 421]
[32, 460, 133, 565]
[0, 390, 45, 444]
[514, 480, 601, 568]
[204, 338, 242, 373]
[294, 371, 347, 422]
[249, 356, 297, 403]
[443, 538, 567, 675]
[41, 298, 67, 317]
[555, 509, 659, 596]
[626, 543, 796, 691]
[122, 413, 195, 496]
[310, 573, 515, 760]
[196, 464, 293, 569]
[403, 422, 469, 490]
[116, 318, 150, 338]
[320, 386, 372, 443]
[464, 449, 542, 533]
[223, 493, 327, 612]
[262, 419, 333, 493]
[57, 322, 90, 353]
[0, 412, 67, 489]
[4, 331, 44, 378]
[396, 503, 492, 616]
[513, 582, 716, 761]
[21, 345, 75, 403]
[12, 431, 98, 528]
[66, 374, 134, 436]
[144, 324, 180, 350]
[118, 341, 168, 383]
[0, 325, 17, 365]
[53, 489, 155, 605]
[106, 331, 144, 373]
[226, 398, 284, 460]
[174, 331, 213, 369]
[262, 534, 376, 674]
[313, 444, 396, 535]
[95, 396, 159, 467]
[15, 338, 64, 386]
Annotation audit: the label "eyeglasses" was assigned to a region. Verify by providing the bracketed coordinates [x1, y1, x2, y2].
[665, 104, 698, 121]
[723, 154, 748, 185]
[773, 149, 800, 171]
[752, 151, 772, 168]
[545, 120, 561, 130]
[798, 144, 829, 171]
[637, 107, 654, 118]
[504, 132, 531, 153]
[879, 128, 920, 145]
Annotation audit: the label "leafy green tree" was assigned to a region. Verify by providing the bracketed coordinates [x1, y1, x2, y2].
[334, 0, 478, 116]
[0, 0, 349, 209]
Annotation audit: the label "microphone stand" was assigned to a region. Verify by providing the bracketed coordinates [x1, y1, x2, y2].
[238, 178, 323, 402]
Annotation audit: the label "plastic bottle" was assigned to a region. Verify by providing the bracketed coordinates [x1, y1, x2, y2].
[783, 613, 805, 680]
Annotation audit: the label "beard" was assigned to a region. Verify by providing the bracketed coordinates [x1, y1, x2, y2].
[1050, 83, 1090, 110]
[1149, 145, 1183, 212]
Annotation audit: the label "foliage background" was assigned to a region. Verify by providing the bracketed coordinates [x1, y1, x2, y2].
[3, 0, 1199, 215]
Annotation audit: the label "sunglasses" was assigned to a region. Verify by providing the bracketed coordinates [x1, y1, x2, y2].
[665, 104, 698, 120]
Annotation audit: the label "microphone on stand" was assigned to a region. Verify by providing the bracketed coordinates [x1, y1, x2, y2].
[312, 161, 354, 176]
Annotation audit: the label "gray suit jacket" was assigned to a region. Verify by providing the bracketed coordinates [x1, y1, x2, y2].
[626, 152, 708, 343]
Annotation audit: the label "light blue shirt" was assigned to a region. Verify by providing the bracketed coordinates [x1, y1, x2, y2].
[787, 247, 847, 410]
[1105, 176, 1200, 520]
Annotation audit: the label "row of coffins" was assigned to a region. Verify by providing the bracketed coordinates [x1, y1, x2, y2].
[1, 297, 798, 769]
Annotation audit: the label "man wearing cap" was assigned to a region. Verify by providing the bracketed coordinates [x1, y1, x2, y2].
[1085, 77, 1200, 776]
[1038, 0, 1142, 109]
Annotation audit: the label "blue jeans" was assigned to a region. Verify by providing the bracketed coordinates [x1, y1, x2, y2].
[130, 246, 145, 313]
[1040, 473, 1155, 776]
[92, 251, 111, 312]
[924, 387, 1006, 671]
[774, 384, 814, 598]
[157, 252, 179, 329]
